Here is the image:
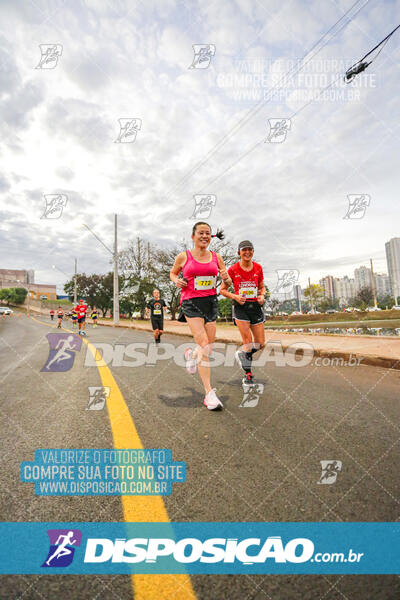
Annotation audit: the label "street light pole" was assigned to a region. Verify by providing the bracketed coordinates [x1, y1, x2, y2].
[82, 217, 119, 326]
[113, 214, 119, 325]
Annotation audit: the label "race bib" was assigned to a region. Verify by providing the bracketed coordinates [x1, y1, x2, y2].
[194, 276, 216, 291]
[239, 282, 258, 299]
[153, 309, 162, 315]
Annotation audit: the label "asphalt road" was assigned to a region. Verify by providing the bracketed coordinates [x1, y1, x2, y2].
[1, 313, 400, 599]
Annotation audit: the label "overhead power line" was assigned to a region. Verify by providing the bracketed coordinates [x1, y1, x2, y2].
[165, 0, 371, 199]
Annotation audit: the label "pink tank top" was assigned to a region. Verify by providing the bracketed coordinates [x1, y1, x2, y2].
[181, 250, 219, 301]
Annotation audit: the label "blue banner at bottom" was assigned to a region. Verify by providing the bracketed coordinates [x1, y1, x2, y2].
[1, 522, 399, 574]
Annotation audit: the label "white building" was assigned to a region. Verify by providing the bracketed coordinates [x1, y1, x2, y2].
[334, 276, 356, 305]
[385, 238, 400, 302]
[293, 284, 305, 308]
[354, 266, 372, 292]
[319, 275, 336, 299]
[374, 273, 391, 298]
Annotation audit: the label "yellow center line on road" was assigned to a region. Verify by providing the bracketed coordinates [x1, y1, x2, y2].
[30, 315, 197, 600]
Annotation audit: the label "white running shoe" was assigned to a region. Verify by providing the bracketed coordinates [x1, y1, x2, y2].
[203, 389, 223, 411]
[184, 348, 197, 374]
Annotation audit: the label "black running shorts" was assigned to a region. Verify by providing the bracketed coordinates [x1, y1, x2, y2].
[233, 301, 264, 325]
[181, 295, 218, 323]
[151, 317, 163, 330]
[77, 316, 86, 323]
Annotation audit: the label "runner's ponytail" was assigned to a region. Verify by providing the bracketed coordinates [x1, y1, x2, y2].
[211, 227, 225, 240]
[192, 221, 225, 240]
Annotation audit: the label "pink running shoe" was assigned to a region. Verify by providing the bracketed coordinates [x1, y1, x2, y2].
[203, 389, 223, 411]
[184, 347, 197, 374]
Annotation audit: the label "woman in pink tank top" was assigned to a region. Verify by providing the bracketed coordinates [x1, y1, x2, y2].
[170, 221, 232, 411]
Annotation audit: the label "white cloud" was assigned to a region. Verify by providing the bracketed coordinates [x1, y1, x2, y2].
[0, 0, 399, 290]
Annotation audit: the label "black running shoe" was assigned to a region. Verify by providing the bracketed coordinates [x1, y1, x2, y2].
[242, 372, 254, 385]
[235, 350, 251, 371]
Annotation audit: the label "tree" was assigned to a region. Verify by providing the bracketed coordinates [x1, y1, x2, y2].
[64, 272, 121, 316]
[279, 298, 297, 313]
[218, 298, 232, 321]
[119, 237, 158, 319]
[377, 294, 395, 310]
[351, 286, 374, 310]
[11, 287, 28, 304]
[304, 284, 324, 309]
[119, 295, 135, 318]
[0, 287, 28, 305]
[64, 273, 101, 304]
[0, 288, 12, 304]
[266, 298, 280, 315]
[319, 297, 340, 312]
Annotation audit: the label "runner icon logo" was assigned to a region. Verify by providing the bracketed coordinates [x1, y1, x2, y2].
[265, 118, 291, 143]
[42, 529, 82, 568]
[343, 194, 370, 219]
[272, 269, 299, 295]
[41, 194, 68, 219]
[86, 386, 110, 410]
[115, 118, 142, 143]
[317, 460, 342, 485]
[41, 333, 82, 372]
[191, 194, 216, 219]
[240, 383, 264, 407]
[188, 45, 216, 69]
[35, 44, 63, 69]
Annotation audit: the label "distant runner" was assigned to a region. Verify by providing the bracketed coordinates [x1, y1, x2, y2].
[220, 240, 266, 385]
[49, 309, 55, 321]
[56, 306, 64, 329]
[71, 308, 77, 328]
[91, 306, 98, 328]
[74, 299, 87, 336]
[146, 290, 167, 344]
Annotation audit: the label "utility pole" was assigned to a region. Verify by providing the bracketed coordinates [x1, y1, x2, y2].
[82, 215, 120, 326]
[308, 277, 314, 312]
[74, 258, 77, 305]
[113, 214, 119, 325]
[370, 258, 377, 308]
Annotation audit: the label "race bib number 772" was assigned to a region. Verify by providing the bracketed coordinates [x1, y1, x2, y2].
[194, 276, 216, 291]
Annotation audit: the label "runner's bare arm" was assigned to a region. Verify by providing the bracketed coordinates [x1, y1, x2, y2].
[170, 252, 188, 288]
[216, 254, 232, 286]
[257, 279, 266, 304]
[220, 279, 236, 300]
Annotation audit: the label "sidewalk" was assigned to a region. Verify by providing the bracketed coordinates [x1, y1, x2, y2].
[98, 319, 400, 370]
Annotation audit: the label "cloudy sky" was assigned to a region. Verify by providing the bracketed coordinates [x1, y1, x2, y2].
[1, 0, 399, 294]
